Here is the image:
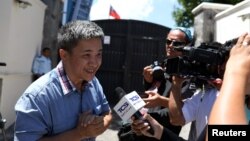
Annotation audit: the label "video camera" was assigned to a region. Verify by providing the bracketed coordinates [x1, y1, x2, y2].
[151, 38, 238, 80]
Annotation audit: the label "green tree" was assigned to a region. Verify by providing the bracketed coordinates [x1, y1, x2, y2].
[173, 0, 243, 28]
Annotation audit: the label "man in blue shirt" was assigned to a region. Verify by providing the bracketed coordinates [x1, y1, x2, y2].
[32, 47, 52, 81]
[14, 20, 113, 141]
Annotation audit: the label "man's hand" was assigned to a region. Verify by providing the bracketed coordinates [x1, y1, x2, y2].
[143, 91, 165, 108]
[143, 65, 154, 83]
[76, 111, 105, 139]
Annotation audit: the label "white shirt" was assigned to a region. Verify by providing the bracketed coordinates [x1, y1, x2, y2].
[32, 55, 51, 75]
[182, 88, 219, 139]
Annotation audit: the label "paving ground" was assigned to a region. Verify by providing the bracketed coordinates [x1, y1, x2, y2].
[96, 124, 191, 141]
[96, 110, 121, 141]
[96, 111, 191, 141]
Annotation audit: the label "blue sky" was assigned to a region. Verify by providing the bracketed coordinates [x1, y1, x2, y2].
[90, 0, 181, 28]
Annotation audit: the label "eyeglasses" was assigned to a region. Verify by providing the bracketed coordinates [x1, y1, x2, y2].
[166, 39, 186, 47]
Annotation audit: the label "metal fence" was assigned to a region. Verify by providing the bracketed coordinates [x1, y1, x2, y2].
[94, 19, 170, 105]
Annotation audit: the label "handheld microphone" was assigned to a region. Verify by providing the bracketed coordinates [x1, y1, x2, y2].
[113, 87, 154, 135]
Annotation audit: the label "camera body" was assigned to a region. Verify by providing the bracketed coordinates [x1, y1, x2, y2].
[165, 57, 219, 79]
[151, 61, 166, 81]
[151, 38, 237, 80]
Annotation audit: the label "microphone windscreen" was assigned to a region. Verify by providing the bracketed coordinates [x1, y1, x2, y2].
[115, 87, 126, 99]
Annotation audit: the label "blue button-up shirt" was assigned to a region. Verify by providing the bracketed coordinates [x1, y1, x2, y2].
[15, 61, 110, 141]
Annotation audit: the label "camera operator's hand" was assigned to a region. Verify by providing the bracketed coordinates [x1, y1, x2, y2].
[171, 75, 186, 89]
[143, 65, 154, 83]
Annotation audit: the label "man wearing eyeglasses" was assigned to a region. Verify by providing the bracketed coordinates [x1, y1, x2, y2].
[142, 27, 194, 107]
[165, 27, 192, 58]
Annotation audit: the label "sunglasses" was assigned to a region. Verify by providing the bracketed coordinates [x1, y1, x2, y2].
[166, 39, 186, 47]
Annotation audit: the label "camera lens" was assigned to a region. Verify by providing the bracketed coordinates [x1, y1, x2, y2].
[151, 61, 164, 81]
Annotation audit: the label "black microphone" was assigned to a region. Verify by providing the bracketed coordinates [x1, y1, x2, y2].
[114, 87, 154, 135]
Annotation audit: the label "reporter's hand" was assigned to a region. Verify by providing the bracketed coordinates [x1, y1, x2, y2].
[133, 114, 163, 140]
[208, 33, 250, 127]
[131, 117, 144, 136]
[227, 33, 250, 93]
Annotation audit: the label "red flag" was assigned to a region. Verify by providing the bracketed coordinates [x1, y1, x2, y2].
[109, 6, 120, 20]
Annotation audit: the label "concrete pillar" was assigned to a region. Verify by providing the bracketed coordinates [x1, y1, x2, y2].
[192, 2, 232, 46]
[41, 0, 64, 67]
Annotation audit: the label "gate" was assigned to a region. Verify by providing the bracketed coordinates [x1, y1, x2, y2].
[94, 19, 170, 105]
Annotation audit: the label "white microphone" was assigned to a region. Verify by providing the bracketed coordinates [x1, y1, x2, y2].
[113, 89, 145, 121]
[113, 87, 154, 134]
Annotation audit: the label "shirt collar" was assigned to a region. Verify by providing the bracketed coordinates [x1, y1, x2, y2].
[56, 61, 77, 95]
[56, 61, 93, 95]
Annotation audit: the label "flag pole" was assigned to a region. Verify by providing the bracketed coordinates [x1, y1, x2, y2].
[108, 5, 111, 19]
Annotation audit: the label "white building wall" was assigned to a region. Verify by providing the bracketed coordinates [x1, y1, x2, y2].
[0, 0, 46, 128]
[215, 0, 250, 43]
[0, 1, 12, 65]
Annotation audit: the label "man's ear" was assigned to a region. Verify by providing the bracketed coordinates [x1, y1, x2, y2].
[59, 49, 68, 61]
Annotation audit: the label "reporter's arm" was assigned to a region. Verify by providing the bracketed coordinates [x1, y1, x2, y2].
[160, 128, 186, 141]
[135, 113, 186, 141]
[209, 32, 250, 125]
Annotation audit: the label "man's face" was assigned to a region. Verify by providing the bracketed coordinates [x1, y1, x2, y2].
[166, 30, 187, 58]
[62, 38, 102, 82]
[43, 49, 51, 58]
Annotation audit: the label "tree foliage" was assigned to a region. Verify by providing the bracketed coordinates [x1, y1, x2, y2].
[173, 0, 244, 28]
